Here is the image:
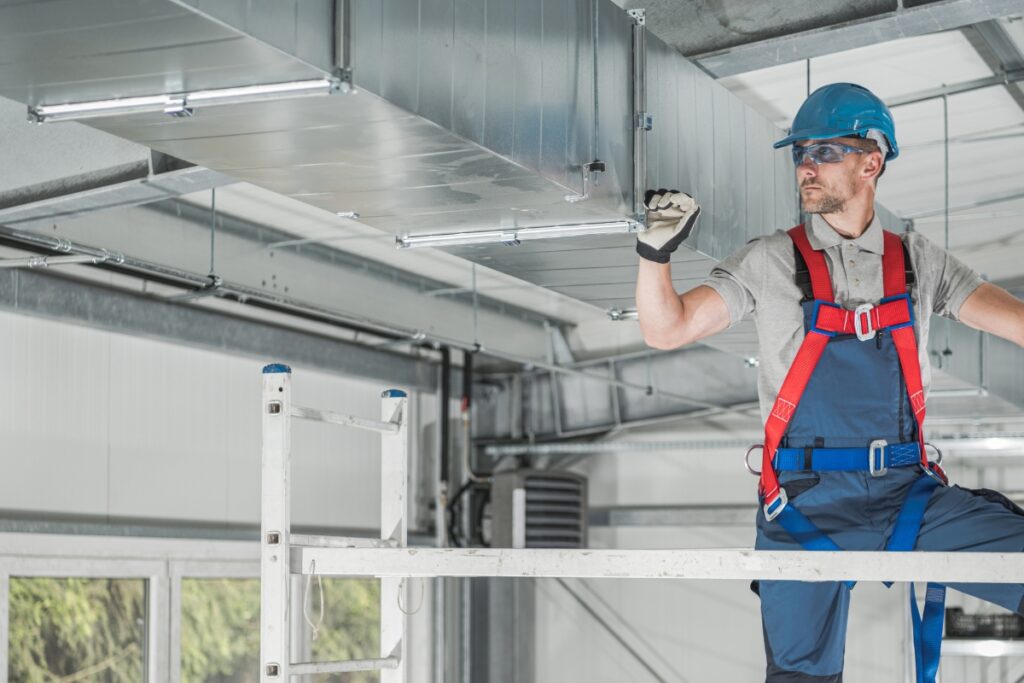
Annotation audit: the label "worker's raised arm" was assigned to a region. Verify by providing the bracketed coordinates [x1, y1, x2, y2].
[636, 268, 729, 349]
[633, 190, 731, 349]
[957, 282, 1024, 347]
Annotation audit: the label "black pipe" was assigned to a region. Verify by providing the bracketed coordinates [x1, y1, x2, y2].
[439, 346, 451, 484]
[462, 348, 474, 411]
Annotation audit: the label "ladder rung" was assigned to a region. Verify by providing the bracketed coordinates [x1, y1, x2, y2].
[290, 404, 400, 434]
[290, 534, 396, 549]
[290, 656, 399, 675]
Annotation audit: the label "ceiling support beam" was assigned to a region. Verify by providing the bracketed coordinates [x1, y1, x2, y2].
[696, 0, 1024, 78]
[962, 19, 1024, 115]
[886, 67, 1024, 107]
[0, 266, 438, 391]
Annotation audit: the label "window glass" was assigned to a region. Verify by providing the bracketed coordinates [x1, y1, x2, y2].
[9, 577, 146, 682]
[181, 578, 260, 683]
[308, 578, 380, 683]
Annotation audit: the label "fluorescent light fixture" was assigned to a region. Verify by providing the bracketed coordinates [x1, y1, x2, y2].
[30, 95, 186, 122]
[29, 78, 340, 123]
[397, 220, 639, 249]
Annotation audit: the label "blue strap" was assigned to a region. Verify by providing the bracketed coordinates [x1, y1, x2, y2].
[886, 474, 944, 683]
[772, 472, 944, 680]
[774, 442, 921, 472]
[886, 473, 939, 552]
[776, 503, 856, 590]
[910, 583, 946, 683]
[777, 504, 842, 551]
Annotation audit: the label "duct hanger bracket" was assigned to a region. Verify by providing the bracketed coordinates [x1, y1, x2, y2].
[564, 159, 606, 203]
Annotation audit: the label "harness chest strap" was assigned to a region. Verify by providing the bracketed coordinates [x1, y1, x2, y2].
[759, 226, 928, 515]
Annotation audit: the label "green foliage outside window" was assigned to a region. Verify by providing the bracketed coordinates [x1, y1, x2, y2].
[8, 576, 380, 683]
[8, 577, 145, 683]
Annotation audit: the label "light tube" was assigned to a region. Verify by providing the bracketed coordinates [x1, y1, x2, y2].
[30, 95, 186, 122]
[397, 220, 639, 249]
[29, 78, 339, 123]
[184, 78, 339, 105]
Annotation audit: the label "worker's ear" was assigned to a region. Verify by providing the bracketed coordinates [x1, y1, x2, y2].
[861, 151, 884, 182]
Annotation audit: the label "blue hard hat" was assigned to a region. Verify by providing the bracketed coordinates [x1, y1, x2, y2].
[774, 83, 899, 161]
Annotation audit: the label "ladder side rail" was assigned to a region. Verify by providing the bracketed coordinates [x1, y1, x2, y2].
[380, 390, 409, 683]
[261, 366, 293, 682]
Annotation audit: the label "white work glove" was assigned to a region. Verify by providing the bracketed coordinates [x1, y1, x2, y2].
[636, 189, 700, 264]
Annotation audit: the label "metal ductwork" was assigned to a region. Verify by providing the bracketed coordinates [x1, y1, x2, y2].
[1, 0, 1021, 420]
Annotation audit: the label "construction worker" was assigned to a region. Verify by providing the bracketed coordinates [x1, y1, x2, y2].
[634, 82, 1024, 682]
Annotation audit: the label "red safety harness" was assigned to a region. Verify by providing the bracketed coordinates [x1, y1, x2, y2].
[759, 225, 928, 520]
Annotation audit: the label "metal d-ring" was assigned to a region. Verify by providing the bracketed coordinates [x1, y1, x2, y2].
[744, 444, 764, 476]
[923, 442, 943, 466]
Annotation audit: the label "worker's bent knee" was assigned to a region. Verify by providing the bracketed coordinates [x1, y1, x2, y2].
[767, 664, 842, 682]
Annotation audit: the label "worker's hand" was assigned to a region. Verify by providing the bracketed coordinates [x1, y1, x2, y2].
[636, 189, 700, 264]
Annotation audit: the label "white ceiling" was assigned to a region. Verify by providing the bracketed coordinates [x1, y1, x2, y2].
[719, 28, 1024, 284]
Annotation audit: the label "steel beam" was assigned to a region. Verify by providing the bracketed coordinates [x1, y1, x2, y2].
[0, 267, 437, 390]
[696, 0, 1024, 78]
[886, 68, 1024, 108]
[963, 20, 1024, 114]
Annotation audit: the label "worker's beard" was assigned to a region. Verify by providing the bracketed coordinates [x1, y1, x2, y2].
[801, 178, 852, 214]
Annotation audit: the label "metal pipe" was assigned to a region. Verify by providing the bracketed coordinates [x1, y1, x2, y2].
[943, 95, 950, 251]
[887, 68, 1024, 108]
[485, 438, 753, 458]
[0, 254, 106, 269]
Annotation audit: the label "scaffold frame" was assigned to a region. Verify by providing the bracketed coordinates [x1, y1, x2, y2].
[260, 366, 1024, 683]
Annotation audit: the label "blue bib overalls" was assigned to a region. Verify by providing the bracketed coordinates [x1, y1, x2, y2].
[753, 226, 1024, 682]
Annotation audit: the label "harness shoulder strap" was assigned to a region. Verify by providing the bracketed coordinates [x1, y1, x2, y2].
[787, 225, 833, 303]
[903, 235, 916, 292]
[882, 230, 907, 297]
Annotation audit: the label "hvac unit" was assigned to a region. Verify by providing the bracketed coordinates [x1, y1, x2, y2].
[489, 470, 587, 548]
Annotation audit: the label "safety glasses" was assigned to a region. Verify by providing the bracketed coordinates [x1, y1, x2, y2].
[792, 142, 865, 166]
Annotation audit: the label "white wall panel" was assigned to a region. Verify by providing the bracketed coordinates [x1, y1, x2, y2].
[0, 313, 110, 516]
[0, 308, 412, 530]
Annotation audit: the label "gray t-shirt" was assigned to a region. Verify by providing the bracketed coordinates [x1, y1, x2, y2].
[702, 213, 984, 422]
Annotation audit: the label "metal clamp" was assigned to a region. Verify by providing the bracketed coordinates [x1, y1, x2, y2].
[744, 444, 764, 475]
[854, 303, 876, 341]
[868, 439, 888, 476]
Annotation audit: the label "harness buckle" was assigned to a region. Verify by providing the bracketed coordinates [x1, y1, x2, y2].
[763, 488, 788, 522]
[868, 439, 888, 476]
[868, 440, 892, 479]
[854, 303, 876, 341]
